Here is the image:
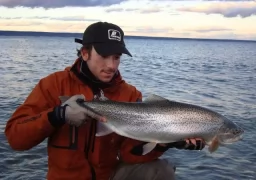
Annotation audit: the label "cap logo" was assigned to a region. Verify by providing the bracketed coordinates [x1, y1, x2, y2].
[108, 29, 121, 41]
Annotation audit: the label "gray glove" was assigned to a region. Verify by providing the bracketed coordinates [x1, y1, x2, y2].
[62, 94, 91, 127]
[48, 94, 105, 128]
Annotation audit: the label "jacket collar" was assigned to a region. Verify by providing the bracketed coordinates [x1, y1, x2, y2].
[66, 58, 125, 93]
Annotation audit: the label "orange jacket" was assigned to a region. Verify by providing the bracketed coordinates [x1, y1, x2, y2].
[5, 58, 165, 180]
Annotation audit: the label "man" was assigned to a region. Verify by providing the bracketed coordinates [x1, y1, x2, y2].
[5, 21, 205, 180]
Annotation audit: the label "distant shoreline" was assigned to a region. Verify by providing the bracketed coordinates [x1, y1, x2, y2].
[0, 30, 255, 43]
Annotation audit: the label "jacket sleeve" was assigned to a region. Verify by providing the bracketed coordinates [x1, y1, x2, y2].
[4, 73, 60, 151]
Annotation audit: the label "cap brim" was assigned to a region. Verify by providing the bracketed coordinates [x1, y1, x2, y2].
[93, 43, 132, 57]
[74, 38, 83, 44]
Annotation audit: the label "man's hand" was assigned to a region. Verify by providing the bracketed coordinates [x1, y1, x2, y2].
[159, 138, 205, 150]
[63, 94, 106, 127]
[49, 94, 106, 128]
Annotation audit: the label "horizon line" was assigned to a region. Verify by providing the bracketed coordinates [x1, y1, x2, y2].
[0, 30, 256, 43]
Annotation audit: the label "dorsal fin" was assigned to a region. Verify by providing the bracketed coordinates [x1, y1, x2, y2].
[144, 94, 169, 103]
[59, 96, 71, 103]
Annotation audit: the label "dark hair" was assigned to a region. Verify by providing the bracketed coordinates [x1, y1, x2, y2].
[76, 44, 93, 57]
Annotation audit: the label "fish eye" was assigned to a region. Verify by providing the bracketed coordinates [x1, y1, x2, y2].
[235, 129, 239, 133]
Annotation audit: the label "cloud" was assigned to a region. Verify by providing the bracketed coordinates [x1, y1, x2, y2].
[177, 1, 256, 18]
[125, 8, 139, 12]
[0, 20, 43, 27]
[105, 7, 124, 12]
[135, 27, 173, 33]
[0, 0, 127, 8]
[105, 6, 162, 14]
[0, 16, 101, 22]
[151, 0, 254, 1]
[140, 7, 162, 14]
[118, 24, 173, 37]
[0, 17, 22, 19]
[0, 19, 91, 32]
[48, 17, 101, 22]
[187, 27, 233, 33]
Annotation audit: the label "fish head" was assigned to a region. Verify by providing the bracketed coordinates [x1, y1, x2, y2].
[217, 118, 244, 145]
[208, 117, 244, 153]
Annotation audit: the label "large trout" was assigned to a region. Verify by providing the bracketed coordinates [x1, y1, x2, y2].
[60, 94, 244, 153]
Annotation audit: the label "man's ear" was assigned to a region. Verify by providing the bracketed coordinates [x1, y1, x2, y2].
[81, 48, 89, 61]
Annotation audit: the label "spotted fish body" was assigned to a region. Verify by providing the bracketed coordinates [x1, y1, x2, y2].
[60, 94, 244, 153]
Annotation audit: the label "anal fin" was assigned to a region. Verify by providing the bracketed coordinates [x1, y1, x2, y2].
[142, 142, 157, 155]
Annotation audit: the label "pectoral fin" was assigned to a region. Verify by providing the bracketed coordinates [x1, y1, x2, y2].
[142, 142, 157, 155]
[208, 136, 219, 153]
[95, 122, 114, 136]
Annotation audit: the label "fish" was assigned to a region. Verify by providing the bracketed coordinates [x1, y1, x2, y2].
[59, 94, 244, 153]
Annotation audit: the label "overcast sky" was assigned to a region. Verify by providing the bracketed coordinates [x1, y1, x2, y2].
[0, 0, 255, 40]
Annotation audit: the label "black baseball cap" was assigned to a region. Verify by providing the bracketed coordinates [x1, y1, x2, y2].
[75, 21, 132, 57]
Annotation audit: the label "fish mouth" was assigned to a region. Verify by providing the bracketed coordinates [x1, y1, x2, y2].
[217, 121, 244, 144]
[220, 134, 243, 144]
[218, 128, 244, 144]
[233, 126, 244, 136]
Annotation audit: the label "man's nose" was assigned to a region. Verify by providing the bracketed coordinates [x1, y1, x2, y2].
[105, 57, 116, 69]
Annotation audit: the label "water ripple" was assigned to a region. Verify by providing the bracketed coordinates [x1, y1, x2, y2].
[0, 36, 255, 179]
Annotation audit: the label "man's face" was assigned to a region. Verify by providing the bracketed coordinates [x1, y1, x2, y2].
[82, 46, 121, 83]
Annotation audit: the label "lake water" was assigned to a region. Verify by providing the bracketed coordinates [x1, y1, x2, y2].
[0, 35, 255, 180]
